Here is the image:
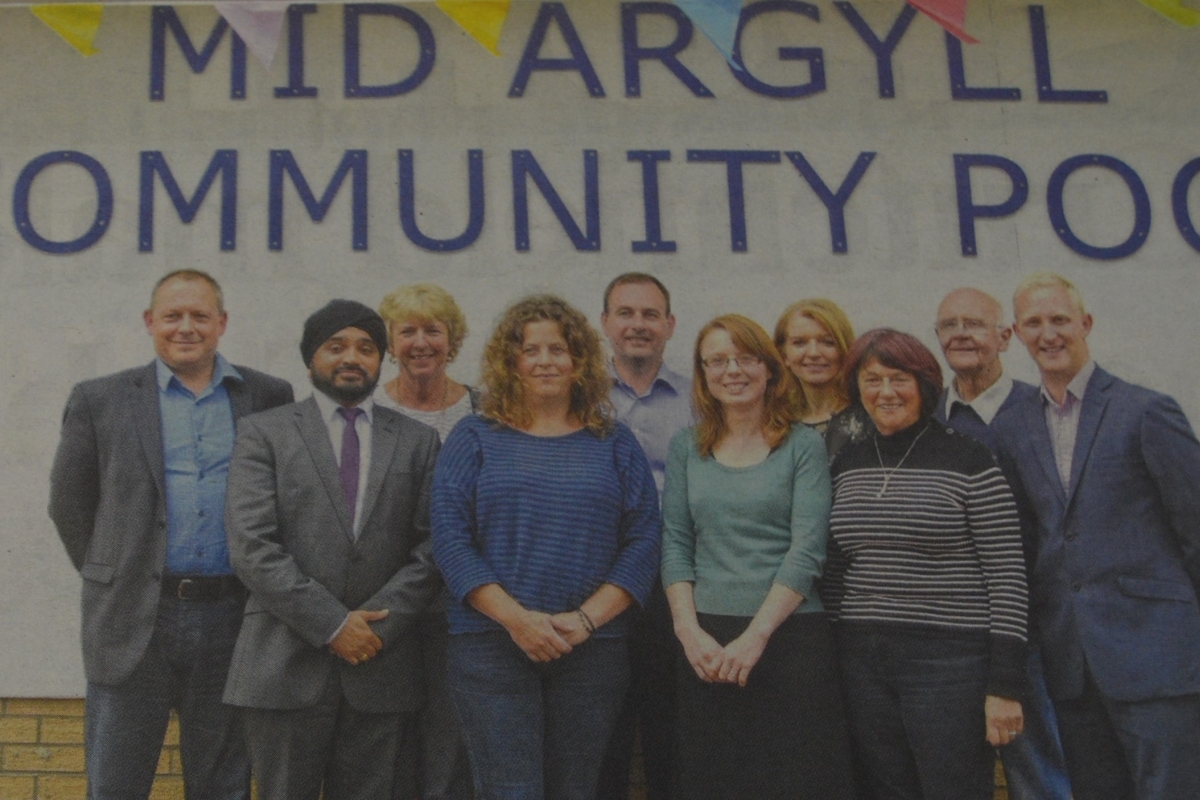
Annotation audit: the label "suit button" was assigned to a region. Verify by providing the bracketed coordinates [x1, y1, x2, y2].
[1064, 531, 1076, 541]
[1071, 581, 1082, 592]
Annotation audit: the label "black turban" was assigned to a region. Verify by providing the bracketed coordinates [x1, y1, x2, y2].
[300, 299, 388, 366]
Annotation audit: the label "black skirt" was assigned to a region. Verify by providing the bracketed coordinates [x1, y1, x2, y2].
[676, 612, 857, 800]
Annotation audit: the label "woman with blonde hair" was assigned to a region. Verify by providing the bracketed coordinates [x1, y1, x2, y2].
[774, 298, 871, 458]
[376, 283, 477, 441]
[431, 295, 661, 800]
[375, 283, 477, 800]
[662, 314, 855, 800]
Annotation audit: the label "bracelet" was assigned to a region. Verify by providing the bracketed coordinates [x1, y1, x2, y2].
[576, 608, 596, 634]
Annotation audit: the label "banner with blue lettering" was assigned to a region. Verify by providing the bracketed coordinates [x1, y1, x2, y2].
[2, 0, 1197, 693]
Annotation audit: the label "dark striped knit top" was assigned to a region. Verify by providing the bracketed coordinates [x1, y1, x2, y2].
[826, 417, 1028, 697]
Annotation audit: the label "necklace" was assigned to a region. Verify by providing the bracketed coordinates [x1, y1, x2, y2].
[872, 422, 929, 498]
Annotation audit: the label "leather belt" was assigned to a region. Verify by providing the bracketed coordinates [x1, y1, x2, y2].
[162, 574, 243, 602]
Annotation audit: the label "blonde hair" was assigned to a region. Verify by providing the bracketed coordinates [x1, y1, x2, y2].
[1013, 272, 1087, 317]
[378, 283, 468, 361]
[480, 295, 614, 435]
[773, 298, 855, 416]
[693, 314, 799, 458]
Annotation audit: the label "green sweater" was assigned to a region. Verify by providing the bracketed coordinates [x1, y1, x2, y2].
[661, 423, 832, 616]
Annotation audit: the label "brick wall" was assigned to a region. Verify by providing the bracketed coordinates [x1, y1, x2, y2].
[0, 699, 182, 800]
[0, 696, 1009, 800]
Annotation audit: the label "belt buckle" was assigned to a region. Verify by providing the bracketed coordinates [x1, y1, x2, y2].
[176, 578, 198, 600]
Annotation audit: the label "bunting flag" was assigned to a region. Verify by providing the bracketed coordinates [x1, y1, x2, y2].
[673, 0, 743, 65]
[436, 0, 511, 56]
[1137, 0, 1200, 26]
[30, 4, 102, 56]
[907, 0, 979, 44]
[215, 2, 287, 70]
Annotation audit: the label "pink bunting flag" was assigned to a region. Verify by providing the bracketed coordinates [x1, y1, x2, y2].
[215, 1, 287, 71]
[907, 0, 978, 44]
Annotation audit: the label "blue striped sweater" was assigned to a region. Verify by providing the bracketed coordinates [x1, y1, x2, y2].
[431, 415, 661, 637]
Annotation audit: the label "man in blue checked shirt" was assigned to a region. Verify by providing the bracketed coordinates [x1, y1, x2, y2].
[597, 273, 693, 800]
[49, 270, 293, 800]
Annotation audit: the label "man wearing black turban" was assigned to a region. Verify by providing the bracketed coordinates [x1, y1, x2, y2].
[223, 299, 443, 800]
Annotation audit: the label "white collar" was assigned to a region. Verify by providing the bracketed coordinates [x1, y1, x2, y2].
[945, 372, 1014, 426]
[312, 389, 375, 424]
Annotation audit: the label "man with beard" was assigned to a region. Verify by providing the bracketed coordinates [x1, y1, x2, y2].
[223, 300, 442, 800]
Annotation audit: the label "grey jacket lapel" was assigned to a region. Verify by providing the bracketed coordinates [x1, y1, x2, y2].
[227, 373, 253, 423]
[131, 363, 166, 502]
[295, 397, 356, 540]
[358, 410, 400, 535]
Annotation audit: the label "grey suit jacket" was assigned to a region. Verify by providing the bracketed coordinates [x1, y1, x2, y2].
[48, 361, 295, 685]
[222, 397, 441, 714]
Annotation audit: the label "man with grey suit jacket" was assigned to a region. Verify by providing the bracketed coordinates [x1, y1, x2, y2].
[223, 300, 442, 800]
[49, 270, 294, 800]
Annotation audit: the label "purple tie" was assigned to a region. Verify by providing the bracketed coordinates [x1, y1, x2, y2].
[337, 406, 364, 526]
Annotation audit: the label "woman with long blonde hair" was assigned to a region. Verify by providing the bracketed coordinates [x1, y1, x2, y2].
[774, 298, 871, 458]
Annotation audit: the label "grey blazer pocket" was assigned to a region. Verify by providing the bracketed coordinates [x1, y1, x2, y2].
[80, 562, 115, 584]
[1117, 576, 1195, 602]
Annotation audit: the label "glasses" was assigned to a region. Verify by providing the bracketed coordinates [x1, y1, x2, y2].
[702, 354, 762, 371]
[934, 318, 1002, 336]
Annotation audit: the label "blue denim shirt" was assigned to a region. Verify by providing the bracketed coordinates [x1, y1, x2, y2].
[608, 361, 693, 496]
[156, 355, 241, 575]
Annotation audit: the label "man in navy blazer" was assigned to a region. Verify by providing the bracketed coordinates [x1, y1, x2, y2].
[933, 287, 1071, 800]
[993, 273, 1200, 800]
[49, 270, 294, 799]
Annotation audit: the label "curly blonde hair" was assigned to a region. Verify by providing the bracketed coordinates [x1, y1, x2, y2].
[480, 295, 614, 435]
[693, 314, 799, 457]
[377, 283, 469, 362]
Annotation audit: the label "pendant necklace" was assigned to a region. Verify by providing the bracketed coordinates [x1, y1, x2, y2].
[873, 422, 929, 498]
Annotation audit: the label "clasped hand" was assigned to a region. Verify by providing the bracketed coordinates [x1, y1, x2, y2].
[678, 626, 767, 687]
[329, 608, 388, 665]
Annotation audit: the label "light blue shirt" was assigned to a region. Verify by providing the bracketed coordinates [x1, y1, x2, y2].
[157, 355, 240, 575]
[608, 361, 693, 495]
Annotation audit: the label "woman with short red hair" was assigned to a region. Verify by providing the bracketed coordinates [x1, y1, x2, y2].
[826, 328, 1030, 800]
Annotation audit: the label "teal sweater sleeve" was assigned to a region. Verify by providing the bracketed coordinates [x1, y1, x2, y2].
[775, 425, 831, 599]
[660, 428, 697, 589]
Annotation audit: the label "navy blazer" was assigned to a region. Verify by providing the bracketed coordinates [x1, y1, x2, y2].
[993, 366, 1200, 702]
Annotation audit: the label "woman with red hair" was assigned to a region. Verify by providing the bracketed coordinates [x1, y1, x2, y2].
[826, 328, 1029, 800]
[661, 314, 855, 799]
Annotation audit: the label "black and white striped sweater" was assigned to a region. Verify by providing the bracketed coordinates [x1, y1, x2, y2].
[827, 418, 1029, 698]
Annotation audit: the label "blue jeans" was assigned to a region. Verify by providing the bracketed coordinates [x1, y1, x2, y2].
[447, 632, 629, 800]
[85, 592, 249, 800]
[837, 625, 995, 800]
[999, 648, 1072, 800]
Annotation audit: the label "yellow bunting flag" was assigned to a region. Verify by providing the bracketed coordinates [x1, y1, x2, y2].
[31, 4, 103, 57]
[437, 0, 511, 57]
[1137, 0, 1200, 27]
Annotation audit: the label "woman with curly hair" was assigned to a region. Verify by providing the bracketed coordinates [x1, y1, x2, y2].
[661, 314, 855, 800]
[431, 295, 661, 800]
